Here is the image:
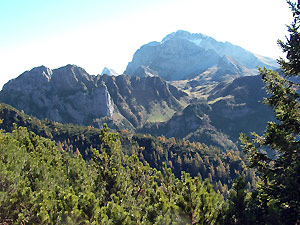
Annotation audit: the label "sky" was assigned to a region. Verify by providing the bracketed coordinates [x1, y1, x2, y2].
[0, 0, 294, 89]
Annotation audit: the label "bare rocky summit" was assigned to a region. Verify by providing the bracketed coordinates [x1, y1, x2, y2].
[125, 30, 278, 82]
[1, 65, 114, 125]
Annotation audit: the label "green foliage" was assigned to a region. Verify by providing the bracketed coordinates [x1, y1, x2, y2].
[222, 177, 260, 225]
[0, 103, 258, 196]
[0, 125, 99, 224]
[0, 124, 226, 224]
[240, 1, 300, 224]
[132, 134, 257, 195]
[277, 1, 300, 76]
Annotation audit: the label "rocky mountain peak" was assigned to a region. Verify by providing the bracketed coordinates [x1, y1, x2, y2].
[101, 67, 119, 76]
[3, 65, 53, 92]
[1, 64, 190, 130]
[125, 30, 278, 82]
[0, 64, 114, 125]
[125, 36, 220, 81]
[51, 64, 93, 92]
[162, 30, 209, 44]
[53, 64, 91, 81]
[30, 65, 53, 80]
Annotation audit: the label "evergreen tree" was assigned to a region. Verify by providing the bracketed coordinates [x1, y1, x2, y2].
[223, 177, 257, 225]
[240, 1, 300, 224]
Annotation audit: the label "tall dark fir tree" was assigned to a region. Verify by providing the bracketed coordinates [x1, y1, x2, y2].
[240, 0, 300, 224]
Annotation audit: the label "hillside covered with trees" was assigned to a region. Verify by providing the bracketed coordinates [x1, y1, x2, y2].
[0, 103, 257, 196]
[1, 122, 226, 224]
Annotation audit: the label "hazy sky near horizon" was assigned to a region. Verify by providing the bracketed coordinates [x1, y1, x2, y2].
[0, 0, 293, 89]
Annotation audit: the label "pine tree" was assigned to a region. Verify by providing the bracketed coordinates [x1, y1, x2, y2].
[240, 1, 300, 224]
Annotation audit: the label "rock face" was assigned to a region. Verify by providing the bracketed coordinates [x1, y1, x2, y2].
[97, 74, 188, 128]
[0, 65, 187, 130]
[0, 65, 114, 125]
[125, 30, 278, 81]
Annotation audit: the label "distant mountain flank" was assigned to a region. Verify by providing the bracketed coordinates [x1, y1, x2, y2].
[125, 30, 278, 82]
[139, 75, 275, 150]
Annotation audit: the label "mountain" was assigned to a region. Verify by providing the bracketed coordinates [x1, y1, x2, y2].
[187, 55, 255, 85]
[101, 67, 119, 76]
[0, 65, 187, 130]
[125, 37, 220, 81]
[139, 75, 275, 150]
[96, 74, 188, 129]
[0, 65, 114, 125]
[0, 30, 278, 151]
[162, 30, 278, 69]
[124, 30, 278, 81]
[0, 63, 275, 150]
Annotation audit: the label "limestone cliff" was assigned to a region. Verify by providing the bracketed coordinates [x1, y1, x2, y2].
[97, 74, 188, 128]
[0, 64, 114, 125]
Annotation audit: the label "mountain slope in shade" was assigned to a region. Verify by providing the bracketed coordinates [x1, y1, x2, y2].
[124, 30, 278, 81]
[139, 75, 275, 150]
[190, 55, 255, 85]
[96, 74, 188, 128]
[139, 102, 238, 151]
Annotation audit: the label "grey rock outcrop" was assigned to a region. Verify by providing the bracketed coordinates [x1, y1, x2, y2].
[0, 64, 114, 125]
[97, 74, 188, 128]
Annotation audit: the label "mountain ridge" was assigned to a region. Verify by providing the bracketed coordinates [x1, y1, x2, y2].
[0, 64, 187, 130]
[0, 30, 278, 150]
[124, 30, 278, 82]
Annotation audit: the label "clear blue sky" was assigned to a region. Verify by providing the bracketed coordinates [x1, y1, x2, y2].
[0, 0, 293, 89]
